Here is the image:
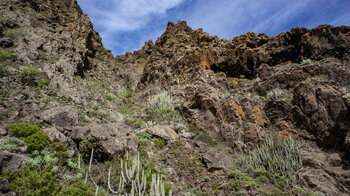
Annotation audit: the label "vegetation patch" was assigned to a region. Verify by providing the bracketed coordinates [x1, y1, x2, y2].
[266, 88, 290, 102]
[6, 123, 42, 137]
[145, 91, 182, 123]
[1, 137, 26, 152]
[18, 66, 43, 86]
[220, 135, 306, 194]
[107, 153, 172, 195]
[6, 123, 51, 152]
[0, 49, 18, 62]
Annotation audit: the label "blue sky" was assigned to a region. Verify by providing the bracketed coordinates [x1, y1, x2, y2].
[76, 0, 350, 56]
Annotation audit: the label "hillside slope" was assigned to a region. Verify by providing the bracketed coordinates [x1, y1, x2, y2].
[1, 0, 350, 195]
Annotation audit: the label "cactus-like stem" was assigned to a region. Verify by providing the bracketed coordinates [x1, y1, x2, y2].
[108, 167, 119, 194]
[108, 153, 171, 195]
[95, 186, 99, 196]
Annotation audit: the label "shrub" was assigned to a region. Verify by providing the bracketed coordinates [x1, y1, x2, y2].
[10, 165, 61, 196]
[24, 131, 51, 152]
[136, 131, 153, 145]
[242, 135, 303, 179]
[18, 66, 42, 86]
[0, 49, 18, 62]
[266, 88, 286, 101]
[108, 153, 171, 195]
[301, 59, 312, 65]
[146, 91, 182, 122]
[58, 181, 95, 196]
[6, 123, 51, 152]
[224, 135, 304, 193]
[0, 63, 6, 74]
[10, 151, 61, 196]
[37, 78, 49, 86]
[6, 123, 41, 137]
[1, 137, 26, 152]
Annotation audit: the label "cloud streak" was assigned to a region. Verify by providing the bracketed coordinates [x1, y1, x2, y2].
[77, 0, 350, 55]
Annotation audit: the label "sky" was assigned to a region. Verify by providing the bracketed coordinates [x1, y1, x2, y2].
[76, 0, 350, 56]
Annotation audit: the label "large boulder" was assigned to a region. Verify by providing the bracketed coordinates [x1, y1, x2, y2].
[142, 124, 179, 141]
[203, 148, 232, 171]
[44, 127, 68, 143]
[0, 151, 28, 175]
[71, 123, 138, 160]
[40, 106, 79, 127]
[292, 83, 349, 148]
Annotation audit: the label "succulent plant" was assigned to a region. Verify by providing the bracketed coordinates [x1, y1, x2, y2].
[108, 153, 171, 196]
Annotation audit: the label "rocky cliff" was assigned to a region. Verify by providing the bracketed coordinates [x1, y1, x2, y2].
[1, 0, 350, 195]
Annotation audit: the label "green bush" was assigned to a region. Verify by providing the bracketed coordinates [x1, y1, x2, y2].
[0, 63, 6, 74]
[6, 123, 42, 137]
[223, 135, 304, 193]
[6, 123, 51, 152]
[49, 142, 69, 161]
[37, 78, 49, 87]
[18, 66, 42, 86]
[24, 131, 51, 152]
[146, 91, 182, 122]
[58, 181, 95, 196]
[136, 131, 153, 145]
[0, 49, 18, 62]
[10, 162, 61, 196]
[242, 135, 302, 179]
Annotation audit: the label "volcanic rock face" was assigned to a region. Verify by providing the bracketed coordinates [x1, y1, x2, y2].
[115, 21, 350, 194]
[118, 21, 350, 151]
[1, 0, 350, 195]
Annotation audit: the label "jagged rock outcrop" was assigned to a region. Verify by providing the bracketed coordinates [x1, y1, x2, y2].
[70, 123, 139, 161]
[0, 0, 117, 107]
[115, 21, 350, 194]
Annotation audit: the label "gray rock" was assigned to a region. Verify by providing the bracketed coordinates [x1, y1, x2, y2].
[0, 128, 6, 136]
[299, 168, 345, 196]
[0, 191, 17, 196]
[40, 106, 79, 127]
[0, 151, 28, 175]
[71, 123, 138, 159]
[203, 148, 232, 171]
[180, 131, 195, 139]
[328, 153, 342, 167]
[0, 38, 14, 48]
[0, 177, 10, 192]
[44, 127, 67, 143]
[302, 151, 326, 168]
[143, 124, 179, 141]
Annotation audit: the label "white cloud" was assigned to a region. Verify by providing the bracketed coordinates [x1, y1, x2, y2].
[77, 0, 184, 32]
[185, 0, 314, 38]
[77, 0, 184, 54]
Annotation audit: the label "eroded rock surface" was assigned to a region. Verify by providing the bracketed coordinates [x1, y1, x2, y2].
[71, 123, 139, 160]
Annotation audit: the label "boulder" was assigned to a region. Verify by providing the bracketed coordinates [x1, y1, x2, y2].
[0, 191, 16, 196]
[0, 151, 28, 175]
[40, 106, 79, 127]
[44, 127, 68, 143]
[71, 123, 138, 160]
[203, 148, 232, 171]
[0, 38, 14, 48]
[299, 168, 345, 196]
[143, 124, 179, 141]
[328, 153, 342, 167]
[0, 177, 10, 193]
